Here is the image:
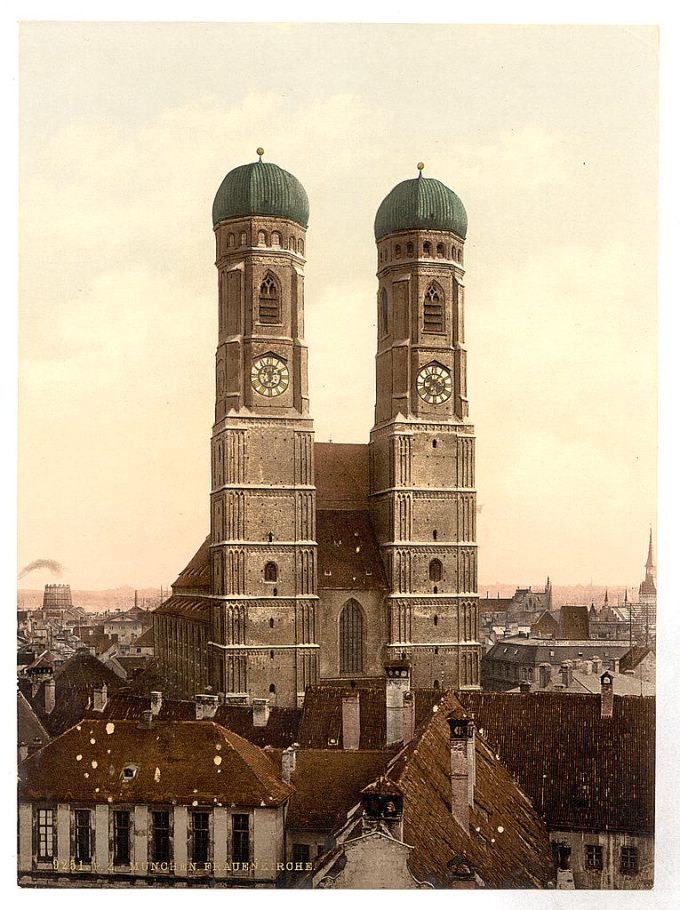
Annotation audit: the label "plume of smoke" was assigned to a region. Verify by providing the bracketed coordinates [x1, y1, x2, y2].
[18, 559, 64, 580]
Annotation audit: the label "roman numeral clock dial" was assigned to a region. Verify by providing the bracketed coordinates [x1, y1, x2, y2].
[250, 354, 289, 397]
[416, 364, 452, 404]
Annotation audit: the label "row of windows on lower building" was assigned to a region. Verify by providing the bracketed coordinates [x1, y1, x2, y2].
[553, 841, 640, 874]
[35, 808, 250, 867]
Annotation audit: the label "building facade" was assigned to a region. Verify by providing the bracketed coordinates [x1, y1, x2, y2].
[154, 153, 480, 705]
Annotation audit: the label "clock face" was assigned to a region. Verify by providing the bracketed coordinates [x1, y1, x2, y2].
[417, 364, 452, 404]
[251, 354, 289, 397]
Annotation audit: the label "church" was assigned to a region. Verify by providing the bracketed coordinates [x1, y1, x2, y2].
[153, 151, 480, 706]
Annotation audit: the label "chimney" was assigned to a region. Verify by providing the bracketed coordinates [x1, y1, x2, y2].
[342, 692, 360, 750]
[139, 709, 153, 728]
[624, 669, 635, 677]
[252, 697, 271, 727]
[195, 694, 219, 720]
[447, 714, 475, 832]
[600, 672, 614, 718]
[44, 677, 55, 715]
[591, 656, 602, 674]
[519, 680, 531, 693]
[613, 658, 620, 673]
[402, 691, 415, 745]
[150, 691, 163, 716]
[539, 663, 552, 688]
[223, 693, 249, 706]
[560, 662, 573, 688]
[92, 683, 108, 712]
[582, 659, 593, 675]
[281, 743, 298, 783]
[385, 659, 411, 745]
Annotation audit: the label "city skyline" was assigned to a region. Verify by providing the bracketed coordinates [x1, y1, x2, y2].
[19, 23, 657, 589]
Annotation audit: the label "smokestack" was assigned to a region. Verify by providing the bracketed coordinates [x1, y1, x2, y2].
[44, 678, 55, 715]
[150, 691, 163, 716]
[342, 693, 360, 751]
[195, 694, 219, 720]
[560, 662, 573, 688]
[253, 697, 271, 728]
[600, 672, 614, 718]
[139, 710, 153, 728]
[385, 659, 411, 745]
[447, 714, 475, 832]
[282, 744, 298, 783]
[402, 691, 415, 745]
[591, 656, 602, 675]
[92, 683, 108, 712]
[539, 663, 552, 688]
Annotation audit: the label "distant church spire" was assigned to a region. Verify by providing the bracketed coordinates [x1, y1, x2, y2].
[645, 527, 655, 574]
[604, 588, 609, 606]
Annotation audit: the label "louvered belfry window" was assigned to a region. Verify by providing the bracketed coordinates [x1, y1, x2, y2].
[340, 599, 363, 674]
[259, 274, 280, 324]
[423, 283, 444, 333]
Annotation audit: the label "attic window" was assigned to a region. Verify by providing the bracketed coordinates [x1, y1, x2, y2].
[121, 765, 138, 781]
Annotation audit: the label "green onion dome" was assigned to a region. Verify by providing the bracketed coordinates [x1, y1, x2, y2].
[212, 150, 309, 228]
[374, 166, 467, 241]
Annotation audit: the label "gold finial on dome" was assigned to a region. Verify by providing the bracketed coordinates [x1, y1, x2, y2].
[417, 161, 425, 174]
[257, 147, 265, 161]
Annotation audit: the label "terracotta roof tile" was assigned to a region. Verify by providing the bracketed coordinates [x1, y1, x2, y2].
[458, 691, 654, 834]
[153, 594, 212, 623]
[314, 443, 369, 509]
[19, 719, 293, 807]
[286, 750, 391, 831]
[171, 536, 212, 591]
[317, 510, 387, 591]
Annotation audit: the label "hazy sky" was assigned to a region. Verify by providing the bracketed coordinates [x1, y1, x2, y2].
[18, 22, 657, 590]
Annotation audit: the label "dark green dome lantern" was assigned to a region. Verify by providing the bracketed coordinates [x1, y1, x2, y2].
[374, 163, 467, 241]
[212, 148, 310, 228]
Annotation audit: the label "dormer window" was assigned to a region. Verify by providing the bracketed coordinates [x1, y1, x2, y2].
[121, 764, 139, 781]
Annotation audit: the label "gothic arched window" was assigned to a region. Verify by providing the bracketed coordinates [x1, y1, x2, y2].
[436, 243, 445, 258]
[423, 241, 431, 257]
[271, 231, 281, 247]
[259, 274, 280, 325]
[339, 599, 363, 674]
[395, 243, 402, 259]
[429, 559, 443, 582]
[264, 562, 278, 582]
[423, 283, 444, 333]
[406, 241, 414, 257]
[381, 288, 389, 335]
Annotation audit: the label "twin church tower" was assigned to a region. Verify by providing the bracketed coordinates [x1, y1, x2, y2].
[154, 150, 480, 705]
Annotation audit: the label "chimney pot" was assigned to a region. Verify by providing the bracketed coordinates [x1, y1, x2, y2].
[139, 709, 153, 728]
[44, 677, 56, 715]
[342, 692, 360, 750]
[600, 672, 614, 718]
[252, 697, 271, 727]
[150, 690, 163, 715]
[282, 744, 297, 783]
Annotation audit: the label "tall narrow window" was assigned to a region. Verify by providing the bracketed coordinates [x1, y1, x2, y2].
[406, 241, 414, 256]
[74, 809, 92, 863]
[259, 275, 280, 324]
[436, 242, 445, 258]
[620, 846, 639, 875]
[232, 814, 250, 863]
[380, 288, 389, 335]
[424, 283, 444, 333]
[36, 808, 54, 861]
[423, 241, 431, 257]
[151, 810, 171, 863]
[340, 599, 363, 674]
[113, 810, 131, 865]
[429, 559, 443, 582]
[191, 811, 210, 864]
[395, 243, 402, 259]
[264, 562, 278, 582]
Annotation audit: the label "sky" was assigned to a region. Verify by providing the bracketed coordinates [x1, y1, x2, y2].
[17, 22, 658, 591]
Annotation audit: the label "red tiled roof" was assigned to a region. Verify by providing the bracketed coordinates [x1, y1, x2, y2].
[83, 692, 303, 749]
[171, 536, 212, 592]
[458, 691, 655, 835]
[154, 595, 212, 623]
[286, 750, 391, 831]
[317, 510, 387, 591]
[558, 604, 590, 640]
[297, 685, 441, 750]
[387, 691, 553, 888]
[314, 443, 369, 509]
[19, 719, 293, 808]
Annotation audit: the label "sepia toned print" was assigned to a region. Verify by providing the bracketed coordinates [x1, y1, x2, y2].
[18, 23, 656, 890]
